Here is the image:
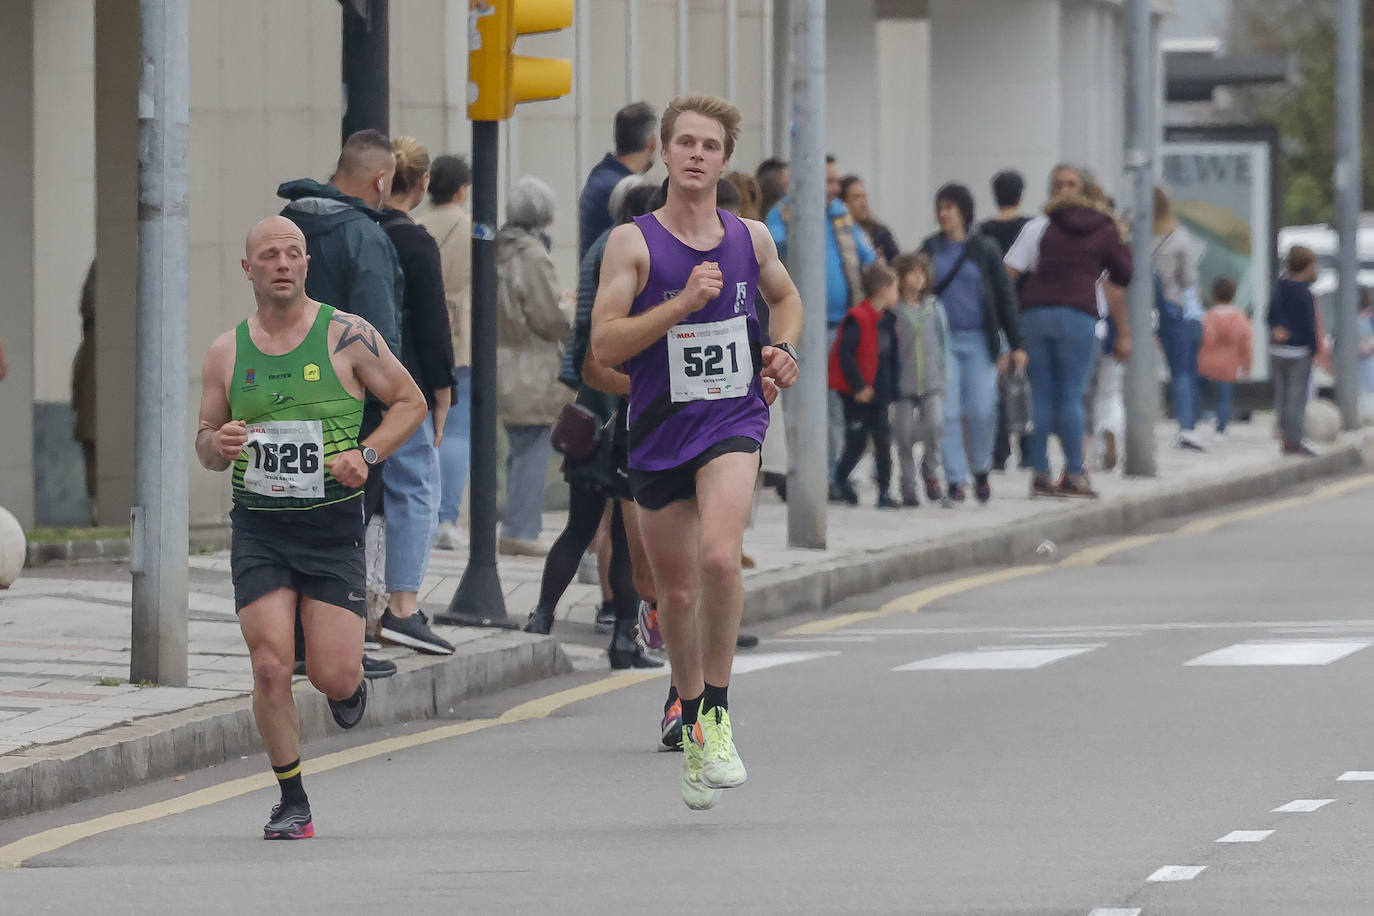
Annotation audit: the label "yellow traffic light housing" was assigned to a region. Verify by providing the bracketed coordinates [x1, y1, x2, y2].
[468, 0, 574, 121]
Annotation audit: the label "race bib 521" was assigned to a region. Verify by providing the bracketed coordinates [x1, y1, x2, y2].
[666, 316, 752, 403]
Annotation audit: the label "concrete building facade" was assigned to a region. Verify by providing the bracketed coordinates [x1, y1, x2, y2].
[2, 0, 1169, 531]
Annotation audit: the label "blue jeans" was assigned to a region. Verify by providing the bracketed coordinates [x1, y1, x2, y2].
[437, 366, 471, 524]
[1159, 317, 1202, 431]
[382, 415, 440, 592]
[503, 424, 553, 541]
[1201, 378, 1234, 432]
[941, 329, 1000, 483]
[1020, 307, 1098, 475]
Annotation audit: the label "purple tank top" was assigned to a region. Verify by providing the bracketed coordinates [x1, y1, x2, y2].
[625, 209, 768, 471]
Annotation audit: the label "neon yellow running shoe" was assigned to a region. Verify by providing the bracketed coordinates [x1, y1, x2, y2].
[699, 705, 747, 789]
[681, 720, 721, 810]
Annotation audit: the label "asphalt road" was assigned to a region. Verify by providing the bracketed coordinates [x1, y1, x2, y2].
[4, 477, 1374, 915]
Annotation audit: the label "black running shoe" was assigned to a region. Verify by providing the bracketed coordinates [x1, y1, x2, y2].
[263, 799, 313, 840]
[736, 632, 759, 650]
[379, 609, 455, 655]
[362, 655, 396, 679]
[328, 680, 367, 730]
[594, 602, 616, 634]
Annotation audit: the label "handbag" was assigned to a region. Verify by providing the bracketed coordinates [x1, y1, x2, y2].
[551, 402, 603, 462]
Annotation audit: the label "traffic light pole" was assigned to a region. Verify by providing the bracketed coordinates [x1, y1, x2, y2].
[437, 120, 516, 629]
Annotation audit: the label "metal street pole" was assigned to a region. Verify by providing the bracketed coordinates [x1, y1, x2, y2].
[1334, 0, 1363, 430]
[785, 0, 827, 549]
[341, 0, 389, 142]
[1123, 0, 1158, 477]
[437, 120, 516, 628]
[130, 0, 189, 686]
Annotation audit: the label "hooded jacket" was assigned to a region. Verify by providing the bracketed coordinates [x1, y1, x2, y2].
[278, 179, 404, 357]
[1018, 197, 1132, 318]
[496, 225, 573, 426]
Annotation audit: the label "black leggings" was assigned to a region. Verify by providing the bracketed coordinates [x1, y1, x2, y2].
[833, 397, 892, 492]
[536, 483, 638, 622]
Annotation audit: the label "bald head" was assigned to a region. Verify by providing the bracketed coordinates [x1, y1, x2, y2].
[242, 215, 309, 308]
[245, 215, 306, 259]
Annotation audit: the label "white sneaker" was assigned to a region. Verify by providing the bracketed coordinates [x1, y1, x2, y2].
[681, 720, 721, 810]
[1177, 430, 1207, 452]
[433, 521, 466, 551]
[699, 705, 747, 790]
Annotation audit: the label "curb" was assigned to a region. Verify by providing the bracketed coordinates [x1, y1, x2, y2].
[24, 528, 232, 569]
[0, 631, 572, 820]
[741, 435, 1374, 625]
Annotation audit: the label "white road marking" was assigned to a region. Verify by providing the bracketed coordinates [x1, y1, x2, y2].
[1217, 829, 1274, 843]
[1089, 910, 1141, 916]
[1337, 771, 1374, 781]
[762, 636, 879, 644]
[1147, 865, 1207, 882]
[893, 645, 1101, 671]
[1184, 639, 1374, 667]
[1272, 798, 1335, 813]
[730, 651, 840, 674]
[846, 618, 1374, 638]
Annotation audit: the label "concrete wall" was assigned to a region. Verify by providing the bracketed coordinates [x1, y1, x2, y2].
[32, 0, 94, 405]
[875, 15, 933, 249]
[0, 0, 35, 528]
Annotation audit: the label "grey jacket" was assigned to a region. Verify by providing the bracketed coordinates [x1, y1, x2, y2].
[495, 226, 573, 426]
[894, 295, 951, 398]
[277, 179, 404, 356]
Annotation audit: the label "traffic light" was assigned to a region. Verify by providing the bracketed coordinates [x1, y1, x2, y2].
[468, 0, 574, 121]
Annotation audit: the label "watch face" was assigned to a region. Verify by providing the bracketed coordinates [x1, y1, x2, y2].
[362, 447, 378, 465]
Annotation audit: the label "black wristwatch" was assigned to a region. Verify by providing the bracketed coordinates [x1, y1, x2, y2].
[774, 341, 798, 364]
[360, 445, 380, 466]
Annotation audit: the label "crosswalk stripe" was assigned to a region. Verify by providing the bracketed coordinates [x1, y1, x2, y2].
[1148, 865, 1206, 882]
[1184, 639, 1374, 667]
[730, 651, 840, 674]
[1272, 799, 1334, 813]
[893, 644, 1101, 671]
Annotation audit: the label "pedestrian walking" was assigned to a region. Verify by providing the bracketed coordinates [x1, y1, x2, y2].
[416, 154, 474, 552]
[827, 263, 901, 508]
[591, 95, 803, 810]
[918, 183, 1024, 503]
[1005, 165, 1132, 498]
[1268, 246, 1320, 456]
[497, 177, 573, 556]
[72, 263, 97, 517]
[890, 252, 951, 507]
[840, 174, 900, 263]
[1197, 275, 1252, 436]
[1152, 187, 1206, 451]
[980, 169, 1032, 472]
[195, 216, 426, 840]
[375, 136, 457, 656]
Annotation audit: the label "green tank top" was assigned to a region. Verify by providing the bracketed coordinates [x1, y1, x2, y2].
[228, 304, 364, 511]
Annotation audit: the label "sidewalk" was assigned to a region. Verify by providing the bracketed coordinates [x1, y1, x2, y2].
[2, 414, 1370, 818]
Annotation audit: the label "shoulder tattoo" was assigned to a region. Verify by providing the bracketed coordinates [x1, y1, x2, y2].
[331, 313, 380, 357]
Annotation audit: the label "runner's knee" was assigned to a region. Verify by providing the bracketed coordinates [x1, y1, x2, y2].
[250, 648, 294, 696]
[308, 661, 360, 701]
[699, 545, 741, 586]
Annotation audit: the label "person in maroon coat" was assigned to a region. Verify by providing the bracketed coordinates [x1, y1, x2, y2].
[1013, 189, 1132, 498]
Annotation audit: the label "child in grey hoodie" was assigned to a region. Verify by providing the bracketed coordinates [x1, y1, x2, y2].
[891, 252, 952, 506]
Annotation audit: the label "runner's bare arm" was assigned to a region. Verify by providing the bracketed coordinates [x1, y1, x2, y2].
[195, 331, 246, 471]
[328, 313, 426, 488]
[748, 220, 802, 388]
[590, 224, 720, 367]
[582, 348, 631, 397]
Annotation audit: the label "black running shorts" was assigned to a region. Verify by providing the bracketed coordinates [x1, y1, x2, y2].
[628, 436, 762, 511]
[229, 501, 367, 618]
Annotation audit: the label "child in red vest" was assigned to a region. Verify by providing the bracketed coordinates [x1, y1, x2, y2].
[829, 262, 901, 508]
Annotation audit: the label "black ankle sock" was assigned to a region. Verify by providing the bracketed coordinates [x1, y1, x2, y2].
[703, 682, 728, 714]
[680, 694, 703, 728]
[273, 758, 308, 806]
[665, 685, 679, 715]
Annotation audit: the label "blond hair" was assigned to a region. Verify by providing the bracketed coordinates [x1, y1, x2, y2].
[661, 95, 742, 160]
[391, 135, 431, 197]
